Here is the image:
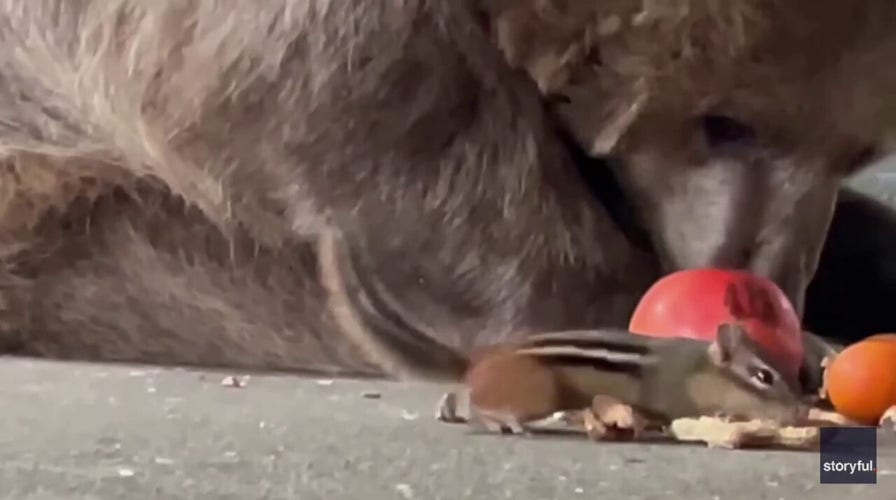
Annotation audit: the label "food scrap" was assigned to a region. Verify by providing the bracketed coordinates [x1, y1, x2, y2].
[583, 395, 650, 441]
[881, 406, 896, 430]
[668, 417, 821, 450]
[576, 403, 865, 450]
[220, 375, 249, 388]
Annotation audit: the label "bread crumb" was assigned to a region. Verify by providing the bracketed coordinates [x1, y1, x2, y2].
[881, 406, 896, 430]
[669, 417, 819, 449]
[220, 375, 249, 388]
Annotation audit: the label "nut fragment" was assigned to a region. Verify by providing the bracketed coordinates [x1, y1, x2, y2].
[669, 416, 820, 450]
[584, 396, 649, 441]
[818, 355, 834, 400]
[881, 406, 896, 430]
[435, 390, 467, 424]
[220, 375, 249, 388]
[807, 407, 858, 426]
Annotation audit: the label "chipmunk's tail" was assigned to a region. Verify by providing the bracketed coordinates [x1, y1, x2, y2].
[317, 229, 470, 381]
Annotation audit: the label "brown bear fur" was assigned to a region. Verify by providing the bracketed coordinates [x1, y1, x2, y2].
[0, 1, 893, 381]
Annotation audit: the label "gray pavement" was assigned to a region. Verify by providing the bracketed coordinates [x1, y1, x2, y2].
[1, 357, 894, 500]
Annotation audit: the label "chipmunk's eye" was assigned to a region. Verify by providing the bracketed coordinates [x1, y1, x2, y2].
[750, 366, 776, 387]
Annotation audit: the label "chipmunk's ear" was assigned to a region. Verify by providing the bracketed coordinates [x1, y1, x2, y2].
[707, 324, 747, 367]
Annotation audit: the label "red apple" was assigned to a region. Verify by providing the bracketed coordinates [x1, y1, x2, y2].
[629, 268, 804, 378]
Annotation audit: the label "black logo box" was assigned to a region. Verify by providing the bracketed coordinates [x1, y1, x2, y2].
[819, 426, 878, 485]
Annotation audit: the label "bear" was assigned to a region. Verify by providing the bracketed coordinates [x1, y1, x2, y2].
[0, 0, 893, 389]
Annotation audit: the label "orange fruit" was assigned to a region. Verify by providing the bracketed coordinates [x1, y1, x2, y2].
[629, 268, 804, 378]
[867, 333, 896, 342]
[824, 335, 896, 424]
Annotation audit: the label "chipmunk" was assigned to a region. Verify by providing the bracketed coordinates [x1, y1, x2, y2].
[437, 324, 811, 435]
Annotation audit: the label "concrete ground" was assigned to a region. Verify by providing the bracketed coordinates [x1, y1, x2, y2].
[1, 357, 894, 500]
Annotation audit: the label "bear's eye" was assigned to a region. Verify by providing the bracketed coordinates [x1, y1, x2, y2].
[700, 114, 756, 149]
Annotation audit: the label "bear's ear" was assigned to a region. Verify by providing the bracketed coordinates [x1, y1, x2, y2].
[485, 1, 647, 155]
[552, 74, 648, 155]
[489, 1, 594, 95]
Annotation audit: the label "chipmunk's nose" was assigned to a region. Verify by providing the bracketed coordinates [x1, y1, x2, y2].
[764, 402, 810, 427]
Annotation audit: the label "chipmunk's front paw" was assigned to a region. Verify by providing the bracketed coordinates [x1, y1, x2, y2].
[583, 395, 648, 441]
[469, 408, 529, 435]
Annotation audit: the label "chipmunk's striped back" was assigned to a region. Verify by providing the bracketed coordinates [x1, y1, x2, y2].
[512, 329, 667, 375]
